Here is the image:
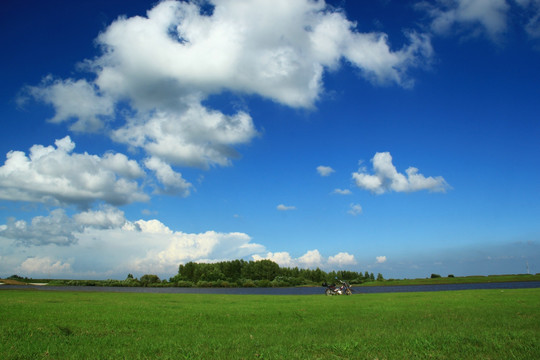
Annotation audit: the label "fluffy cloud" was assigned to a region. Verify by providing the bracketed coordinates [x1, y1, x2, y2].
[328, 252, 357, 267]
[144, 157, 193, 196]
[0, 137, 148, 207]
[24, 76, 114, 132]
[317, 165, 335, 176]
[352, 152, 449, 194]
[298, 249, 324, 268]
[27, 0, 431, 170]
[18, 257, 72, 275]
[254, 250, 356, 269]
[376, 255, 387, 264]
[0, 209, 80, 246]
[0, 213, 266, 277]
[277, 204, 296, 211]
[73, 205, 127, 229]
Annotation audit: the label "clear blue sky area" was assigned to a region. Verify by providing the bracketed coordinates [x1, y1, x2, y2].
[1, 0, 539, 280]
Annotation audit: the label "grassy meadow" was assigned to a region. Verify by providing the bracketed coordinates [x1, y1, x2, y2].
[1, 288, 538, 359]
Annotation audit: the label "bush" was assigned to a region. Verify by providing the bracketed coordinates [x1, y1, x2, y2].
[448, 274, 455, 278]
[431, 274, 441, 278]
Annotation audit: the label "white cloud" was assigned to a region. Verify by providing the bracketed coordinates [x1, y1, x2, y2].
[113, 102, 258, 169]
[73, 205, 127, 229]
[0, 137, 148, 207]
[254, 250, 357, 270]
[144, 157, 193, 196]
[348, 203, 363, 216]
[421, 0, 510, 40]
[376, 255, 387, 264]
[333, 188, 352, 195]
[27, 0, 431, 170]
[25, 76, 114, 132]
[0, 213, 266, 278]
[317, 165, 335, 176]
[0, 209, 80, 246]
[18, 257, 72, 276]
[277, 204, 296, 211]
[352, 152, 449, 194]
[298, 249, 324, 268]
[328, 252, 357, 267]
[252, 251, 296, 268]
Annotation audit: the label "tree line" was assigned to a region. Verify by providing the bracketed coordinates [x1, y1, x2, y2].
[168, 259, 384, 287]
[4, 259, 385, 288]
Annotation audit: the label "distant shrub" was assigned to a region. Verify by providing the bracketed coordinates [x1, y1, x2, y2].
[255, 279, 271, 287]
[448, 274, 455, 278]
[431, 274, 441, 278]
[174, 281, 194, 288]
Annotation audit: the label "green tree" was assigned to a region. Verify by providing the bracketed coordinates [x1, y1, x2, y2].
[140, 274, 160, 286]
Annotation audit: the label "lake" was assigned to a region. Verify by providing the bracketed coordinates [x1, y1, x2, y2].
[1, 281, 539, 295]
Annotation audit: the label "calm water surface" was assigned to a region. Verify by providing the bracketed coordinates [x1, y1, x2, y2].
[1, 281, 539, 295]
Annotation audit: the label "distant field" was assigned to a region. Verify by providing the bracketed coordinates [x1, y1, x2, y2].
[359, 273, 540, 287]
[1, 288, 538, 359]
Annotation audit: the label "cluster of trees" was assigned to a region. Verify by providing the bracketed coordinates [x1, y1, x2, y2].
[168, 259, 384, 287]
[3, 260, 386, 288]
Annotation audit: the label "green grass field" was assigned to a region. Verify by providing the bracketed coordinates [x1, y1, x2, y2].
[359, 274, 540, 286]
[1, 289, 538, 359]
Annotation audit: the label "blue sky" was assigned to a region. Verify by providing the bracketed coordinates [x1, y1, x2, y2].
[1, 0, 539, 280]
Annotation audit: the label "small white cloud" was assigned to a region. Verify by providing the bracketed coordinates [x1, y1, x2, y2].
[328, 252, 357, 267]
[333, 188, 352, 195]
[317, 165, 335, 176]
[352, 152, 449, 194]
[277, 204, 296, 211]
[376, 256, 387, 264]
[348, 203, 363, 216]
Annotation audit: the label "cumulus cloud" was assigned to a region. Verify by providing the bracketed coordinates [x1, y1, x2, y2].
[112, 103, 258, 169]
[27, 0, 431, 170]
[328, 252, 357, 267]
[24, 76, 114, 132]
[144, 157, 193, 196]
[254, 250, 356, 269]
[317, 165, 335, 176]
[376, 255, 387, 264]
[298, 249, 324, 268]
[1, 213, 267, 277]
[252, 251, 296, 268]
[73, 205, 127, 229]
[352, 152, 449, 194]
[277, 204, 296, 211]
[0, 209, 80, 246]
[0, 136, 148, 207]
[19, 257, 72, 275]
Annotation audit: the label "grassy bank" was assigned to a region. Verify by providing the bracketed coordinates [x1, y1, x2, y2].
[359, 273, 540, 287]
[1, 288, 538, 359]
